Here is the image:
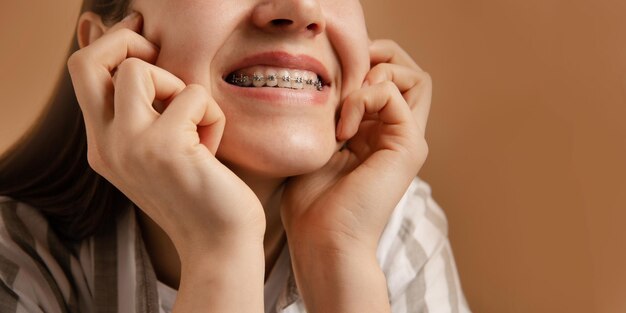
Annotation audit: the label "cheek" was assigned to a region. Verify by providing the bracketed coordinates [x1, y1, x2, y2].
[324, 2, 371, 101]
[144, 3, 248, 85]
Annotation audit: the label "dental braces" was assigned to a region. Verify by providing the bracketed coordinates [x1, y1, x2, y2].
[229, 73, 324, 91]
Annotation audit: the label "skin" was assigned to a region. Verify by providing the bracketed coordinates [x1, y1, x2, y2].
[68, 0, 432, 312]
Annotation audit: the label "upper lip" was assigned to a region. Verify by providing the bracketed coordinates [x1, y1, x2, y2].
[223, 51, 331, 86]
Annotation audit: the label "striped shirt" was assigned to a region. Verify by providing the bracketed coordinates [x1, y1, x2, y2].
[0, 176, 471, 312]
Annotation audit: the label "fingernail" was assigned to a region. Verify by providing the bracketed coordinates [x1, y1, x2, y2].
[122, 11, 139, 21]
[336, 120, 343, 138]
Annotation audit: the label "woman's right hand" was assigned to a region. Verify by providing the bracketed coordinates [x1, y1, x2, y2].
[67, 11, 267, 313]
[66, 12, 265, 263]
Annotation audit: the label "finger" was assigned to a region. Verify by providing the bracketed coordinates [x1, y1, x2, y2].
[402, 78, 432, 133]
[344, 121, 378, 162]
[67, 13, 159, 127]
[337, 81, 414, 141]
[363, 63, 433, 127]
[364, 63, 428, 95]
[369, 39, 422, 71]
[112, 58, 186, 133]
[105, 11, 143, 34]
[156, 84, 226, 154]
[93, 34, 159, 75]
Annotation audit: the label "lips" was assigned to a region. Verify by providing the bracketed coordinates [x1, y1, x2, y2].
[222, 51, 331, 88]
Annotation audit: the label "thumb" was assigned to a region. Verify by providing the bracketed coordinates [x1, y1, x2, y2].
[157, 84, 225, 155]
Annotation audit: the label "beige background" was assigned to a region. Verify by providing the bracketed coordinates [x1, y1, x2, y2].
[1, 1, 625, 312]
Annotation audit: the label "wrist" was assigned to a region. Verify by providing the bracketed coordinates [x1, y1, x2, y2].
[288, 245, 390, 313]
[179, 234, 265, 269]
[286, 227, 379, 258]
[175, 239, 265, 313]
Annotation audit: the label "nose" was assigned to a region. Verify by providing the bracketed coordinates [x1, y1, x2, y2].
[251, 0, 325, 37]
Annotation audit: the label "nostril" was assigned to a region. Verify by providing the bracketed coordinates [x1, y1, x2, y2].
[271, 19, 293, 27]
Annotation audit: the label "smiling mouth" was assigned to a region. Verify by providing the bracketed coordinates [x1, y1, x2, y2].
[225, 66, 328, 91]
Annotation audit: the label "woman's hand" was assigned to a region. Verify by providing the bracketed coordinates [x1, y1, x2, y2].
[282, 38, 431, 253]
[280, 39, 432, 312]
[67, 12, 265, 312]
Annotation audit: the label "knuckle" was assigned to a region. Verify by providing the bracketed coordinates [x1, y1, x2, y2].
[344, 90, 362, 105]
[66, 53, 78, 70]
[380, 80, 398, 93]
[116, 57, 145, 75]
[382, 39, 399, 49]
[106, 28, 143, 49]
[184, 84, 212, 106]
[185, 84, 209, 97]
[211, 103, 226, 121]
[421, 71, 433, 82]
[368, 63, 390, 77]
[112, 27, 137, 40]
[421, 72, 433, 89]
[66, 50, 89, 73]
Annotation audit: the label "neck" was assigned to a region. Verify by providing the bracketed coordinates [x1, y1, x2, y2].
[137, 168, 288, 289]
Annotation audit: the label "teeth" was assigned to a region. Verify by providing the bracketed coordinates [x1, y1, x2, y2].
[266, 69, 278, 87]
[227, 67, 324, 91]
[241, 74, 252, 87]
[293, 71, 303, 89]
[252, 72, 265, 87]
[278, 70, 291, 88]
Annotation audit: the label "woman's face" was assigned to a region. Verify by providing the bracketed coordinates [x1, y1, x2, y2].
[133, 0, 370, 177]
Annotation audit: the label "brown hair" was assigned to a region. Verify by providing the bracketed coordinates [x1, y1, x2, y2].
[0, 0, 133, 241]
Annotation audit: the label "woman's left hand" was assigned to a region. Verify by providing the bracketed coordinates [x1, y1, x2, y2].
[281, 39, 433, 255]
[281, 40, 432, 312]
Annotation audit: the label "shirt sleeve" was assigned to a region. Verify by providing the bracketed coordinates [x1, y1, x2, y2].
[376, 177, 472, 313]
[0, 199, 71, 313]
[0, 264, 48, 313]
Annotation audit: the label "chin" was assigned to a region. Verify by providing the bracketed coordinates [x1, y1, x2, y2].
[216, 125, 338, 179]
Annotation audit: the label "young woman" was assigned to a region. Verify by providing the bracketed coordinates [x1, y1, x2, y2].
[0, 0, 470, 312]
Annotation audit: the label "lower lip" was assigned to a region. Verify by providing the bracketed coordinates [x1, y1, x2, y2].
[219, 79, 330, 106]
